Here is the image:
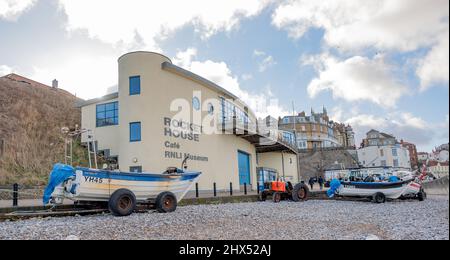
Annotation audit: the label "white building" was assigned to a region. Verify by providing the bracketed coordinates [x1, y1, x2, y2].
[357, 145, 411, 170]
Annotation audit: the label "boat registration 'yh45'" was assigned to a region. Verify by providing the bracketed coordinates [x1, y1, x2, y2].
[43, 163, 201, 216]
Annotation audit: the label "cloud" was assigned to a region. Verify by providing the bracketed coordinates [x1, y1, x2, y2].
[345, 111, 438, 149]
[304, 54, 408, 107]
[272, 0, 449, 52]
[31, 54, 118, 99]
[0, 65, 13, 76]
[57, 0, 272, 50]
[417, 31, 450, 90]
[253, 50, 277, 72]
[241, 74, 253, 81]
[0, 0, 36, 21]
[174, 48, 289, 118]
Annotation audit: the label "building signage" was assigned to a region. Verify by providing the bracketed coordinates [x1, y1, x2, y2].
[163, 117, 209, 162]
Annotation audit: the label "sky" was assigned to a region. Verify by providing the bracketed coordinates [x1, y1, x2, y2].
[0, 0, 448, 152]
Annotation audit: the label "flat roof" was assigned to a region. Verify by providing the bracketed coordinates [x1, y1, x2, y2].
[77, 92, 118, 107]
[161, 62, 239, 100]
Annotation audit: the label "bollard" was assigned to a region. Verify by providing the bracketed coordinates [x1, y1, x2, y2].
[213, 183, 217, 197]
[244, 183, 247, 195]
[13, 183, 18, 207]
[195, 183, 199, 198]
[257, 182, 260, 195]
[230, 182, 233, 196]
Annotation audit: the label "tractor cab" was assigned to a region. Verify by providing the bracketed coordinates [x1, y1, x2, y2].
[258, 168, 308, 203]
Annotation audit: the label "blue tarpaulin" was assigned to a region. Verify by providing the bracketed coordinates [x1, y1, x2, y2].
[327, 179, 342, 198]
[42, 164, 75, 205]
[389, 176, 400, 182]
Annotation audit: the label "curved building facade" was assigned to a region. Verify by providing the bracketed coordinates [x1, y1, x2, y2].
[80, 52, 299, 192]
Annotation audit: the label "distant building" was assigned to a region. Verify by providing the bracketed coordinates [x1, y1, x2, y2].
[430, 143, 449, 163]
[428, 161, 449, 179]
[357, 130, 411, 170]
[417, 152, 429, 164]
[401, 140, 419, 169]
[279, 107, 355, 150]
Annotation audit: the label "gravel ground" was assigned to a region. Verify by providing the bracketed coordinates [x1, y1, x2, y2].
[0, 196, 448, 240]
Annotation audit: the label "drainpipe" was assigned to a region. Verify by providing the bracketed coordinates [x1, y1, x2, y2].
[281, 151, 286, 179]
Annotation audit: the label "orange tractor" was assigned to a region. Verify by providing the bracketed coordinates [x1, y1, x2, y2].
[259, 178, 310, 203]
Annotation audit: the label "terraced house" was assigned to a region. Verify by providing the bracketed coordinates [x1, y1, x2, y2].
[279, 108, 355, 150]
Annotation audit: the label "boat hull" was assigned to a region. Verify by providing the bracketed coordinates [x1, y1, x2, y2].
[335, 180, 422, 199]
[49, 167, 201, 204]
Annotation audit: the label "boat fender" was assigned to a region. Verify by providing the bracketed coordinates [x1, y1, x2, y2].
[327, 179, 342, 198]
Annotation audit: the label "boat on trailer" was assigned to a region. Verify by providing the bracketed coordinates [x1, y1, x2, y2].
[44, 164, 201, 216]
[327, 171, 427, 203]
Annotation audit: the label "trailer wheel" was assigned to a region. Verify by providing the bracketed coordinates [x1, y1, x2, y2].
[273, 192, 282, 203]
[373, 192, 386, 204]
[292, 183, 309, 202]
[156, 192, 177, 213]
[418, 189, 426, 201]
[109, 189, 136, 217]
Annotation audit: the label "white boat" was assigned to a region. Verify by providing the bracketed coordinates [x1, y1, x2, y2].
[327, 179, 425, 203]
[43, 164, 201, 216]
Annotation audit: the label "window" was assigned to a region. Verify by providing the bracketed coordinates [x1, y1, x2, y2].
[130, 166, 142, 173]
[301, 125, 306, 132]
[392, 148, 398, 157]
[192, 97, 200, 111]
[129, 76, 141, 95]
[393, 159, 399, 167]
[96, 102, 118, 127]
[283, 118, 290, 124]
[130, 122, 141, 142]
[380, 149, 384, 157]
[207, 103, 214, 115]
[381, 160, 387, 167]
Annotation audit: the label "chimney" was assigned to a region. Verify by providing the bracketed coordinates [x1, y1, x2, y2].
[52, 79, 58, 89]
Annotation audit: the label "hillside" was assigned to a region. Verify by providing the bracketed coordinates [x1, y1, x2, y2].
[0, 74, 83, 186]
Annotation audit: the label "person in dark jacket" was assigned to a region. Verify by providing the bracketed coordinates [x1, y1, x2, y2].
[308, 177, 315, 190]
[318, 176, 324, 190]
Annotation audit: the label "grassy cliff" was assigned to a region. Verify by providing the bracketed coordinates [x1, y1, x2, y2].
[0, 75, 86, 186]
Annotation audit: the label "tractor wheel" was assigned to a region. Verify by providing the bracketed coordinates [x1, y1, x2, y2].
[373, 192, 386, 204]
[292, 183, 309, 202]
[273, 192, 282, 203]
[259, 191, 268, 202]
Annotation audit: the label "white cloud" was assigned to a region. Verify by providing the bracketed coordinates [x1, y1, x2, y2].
[0, 0, 36, 21]
[272, 0, 449, 52]
[345, 111, 437, 149]
[57, 0, 272, 50]
[0, 65, 13, 76]
[173, 48, 198, 69]
[417, 31, 450, 90]
[31, 54, 118, 99]
[304, 54, 408, 107]
[253, 50, 277, 72]
[174, 48, 289, 118]
[241, 74, 253, 81]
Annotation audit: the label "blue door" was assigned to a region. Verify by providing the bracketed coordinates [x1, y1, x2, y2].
[238, 151, 251, 185]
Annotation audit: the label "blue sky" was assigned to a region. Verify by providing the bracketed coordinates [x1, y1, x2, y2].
[0, 0, 448, 152]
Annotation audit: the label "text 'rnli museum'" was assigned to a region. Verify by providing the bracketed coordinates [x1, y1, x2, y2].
[79, 52, 300, 192]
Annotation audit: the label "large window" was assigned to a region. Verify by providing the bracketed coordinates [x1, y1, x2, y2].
[96, 102, 118, 127]
[220, 97, 251, 125]
[129, 76, 141, 95]
[130, 122, 141, 142]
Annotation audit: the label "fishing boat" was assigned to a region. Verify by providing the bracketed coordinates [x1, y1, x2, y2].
[43, 164, 201, 216]
[327, 172, 426, 203]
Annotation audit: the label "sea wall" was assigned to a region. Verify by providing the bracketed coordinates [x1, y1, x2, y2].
[422, 176, 449, 195]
